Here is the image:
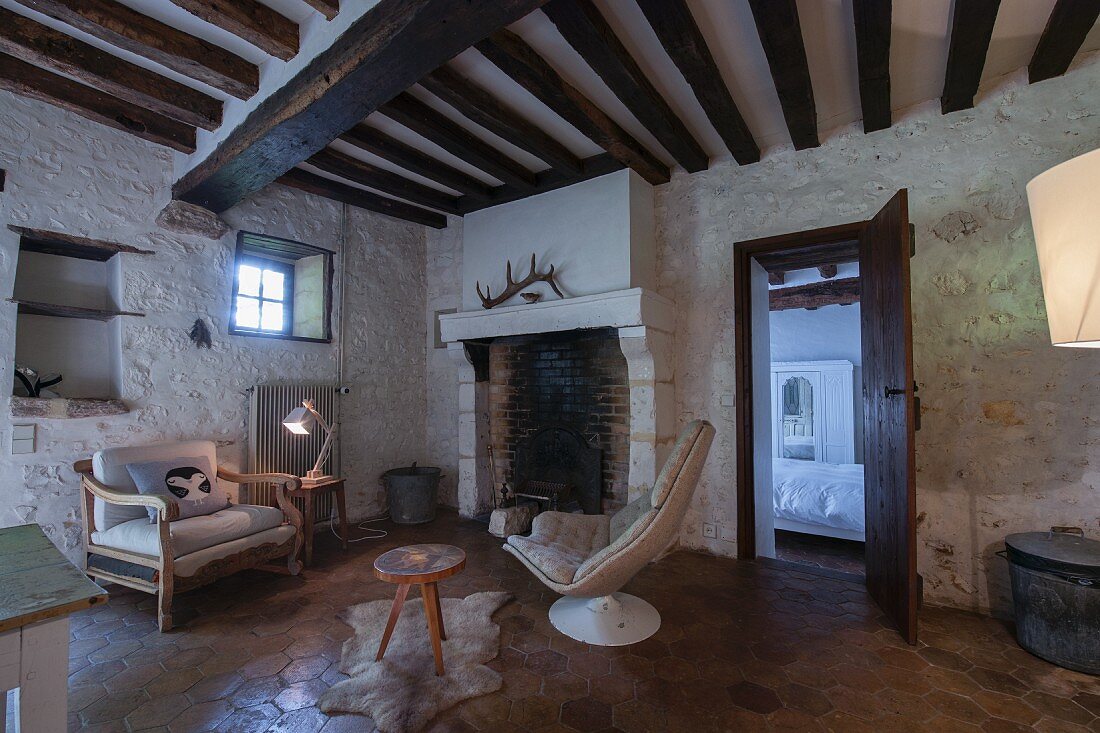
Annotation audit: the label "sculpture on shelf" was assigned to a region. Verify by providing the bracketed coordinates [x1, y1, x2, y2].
[476, 253, 563, 309]
[189, 318, 213, 349]
[13, 365, 62, 398]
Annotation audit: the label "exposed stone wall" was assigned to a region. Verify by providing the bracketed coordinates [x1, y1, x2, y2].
[425, 217, 463, 508]
[665, 55, 1100, 615]
[0, 91, 428, 563]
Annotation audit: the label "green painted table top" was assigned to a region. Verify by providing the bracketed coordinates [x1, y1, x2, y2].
[0, 524, 107, 633]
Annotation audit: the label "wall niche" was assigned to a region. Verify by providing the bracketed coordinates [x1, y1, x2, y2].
[7, 226, 151, 418]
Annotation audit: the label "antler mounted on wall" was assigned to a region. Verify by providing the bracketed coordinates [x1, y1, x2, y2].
[476, 253, 564, 309]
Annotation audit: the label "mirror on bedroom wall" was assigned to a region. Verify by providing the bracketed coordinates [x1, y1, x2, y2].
[781, 376, 815, 460]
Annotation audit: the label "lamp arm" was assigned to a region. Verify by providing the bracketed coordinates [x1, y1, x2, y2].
[312, 423, 337, 475]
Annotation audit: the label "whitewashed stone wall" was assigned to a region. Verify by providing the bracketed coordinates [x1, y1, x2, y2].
[667, 54, 1100, 615]
[425, 217, 463, 508]
[0, 92, 428, 563]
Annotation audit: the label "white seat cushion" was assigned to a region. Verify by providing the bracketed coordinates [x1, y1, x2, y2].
[92, 440, 221, 532]
[91, 504, 284, 558]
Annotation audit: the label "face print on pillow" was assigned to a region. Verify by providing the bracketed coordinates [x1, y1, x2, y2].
[164, 466, 212, 498]
[127, 455, 229, 522]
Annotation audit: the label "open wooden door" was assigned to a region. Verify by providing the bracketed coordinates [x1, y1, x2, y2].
[860, 190, 918, 644]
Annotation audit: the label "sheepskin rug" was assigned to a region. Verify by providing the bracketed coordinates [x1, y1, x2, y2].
[319, 591, 512, 732]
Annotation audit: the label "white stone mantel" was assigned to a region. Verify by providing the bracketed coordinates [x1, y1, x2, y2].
[438, 287, 675, 343]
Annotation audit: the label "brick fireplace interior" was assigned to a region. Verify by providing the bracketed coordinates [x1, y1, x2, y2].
[488, 327, 630, 513]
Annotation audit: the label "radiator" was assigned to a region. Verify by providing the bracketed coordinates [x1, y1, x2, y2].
[248, 384, 340, 522]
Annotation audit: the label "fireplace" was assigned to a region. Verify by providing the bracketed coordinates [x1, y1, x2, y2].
[440, 288, 677, 519]
[490, 328, 627, 513]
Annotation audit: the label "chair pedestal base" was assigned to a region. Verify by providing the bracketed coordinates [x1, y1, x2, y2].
[549, 592, 661, 646]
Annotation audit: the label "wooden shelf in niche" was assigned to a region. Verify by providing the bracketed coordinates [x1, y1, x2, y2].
[9, 300, 145, 322]
[11, 397, 128, 419]
[8, 226, 154, 261]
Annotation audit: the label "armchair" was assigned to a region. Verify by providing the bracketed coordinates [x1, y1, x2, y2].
[76, 440, 304, 631]
[503, 420, 715, 645]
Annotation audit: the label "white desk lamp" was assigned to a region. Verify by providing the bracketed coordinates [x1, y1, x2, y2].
[282, 399, 336, 485]
[1027, 148, 1100, 347]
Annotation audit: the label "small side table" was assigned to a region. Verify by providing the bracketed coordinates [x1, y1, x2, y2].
[0, 524, 107, 733]
[287, 477, 349, 567]
[374, 544, 466, 676]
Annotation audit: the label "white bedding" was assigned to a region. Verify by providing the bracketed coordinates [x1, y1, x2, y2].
[773, 459, 865, 533]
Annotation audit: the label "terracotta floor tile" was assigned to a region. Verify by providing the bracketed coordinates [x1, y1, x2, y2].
[62, 512, 1097, 733]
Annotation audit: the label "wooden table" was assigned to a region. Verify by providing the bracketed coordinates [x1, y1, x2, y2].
[0, 524, 107, 733]
[373, 544, 465, 676]
[287, 477, 348, 567]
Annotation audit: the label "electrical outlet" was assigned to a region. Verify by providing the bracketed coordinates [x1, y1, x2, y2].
[702, 523, 716, 539]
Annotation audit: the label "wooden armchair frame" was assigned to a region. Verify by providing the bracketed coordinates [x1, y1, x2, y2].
[75, 459, 305, 631]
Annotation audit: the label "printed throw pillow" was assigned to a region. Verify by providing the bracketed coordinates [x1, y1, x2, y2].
[126, 456, 229, 523]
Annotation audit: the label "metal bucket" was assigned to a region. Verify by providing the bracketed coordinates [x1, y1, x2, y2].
[1003, 527, 1100, 675]
[382, 463, 440, 525]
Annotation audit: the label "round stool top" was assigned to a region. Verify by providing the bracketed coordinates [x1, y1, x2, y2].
[373, 544, 466, 584]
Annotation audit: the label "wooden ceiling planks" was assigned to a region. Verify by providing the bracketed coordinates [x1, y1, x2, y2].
[0, 8, 221, 130]
[14, 0, 259, 99]
[458, 153, 623, 214]
[169, 0, 299, 61]
[174, 0, 551, 213]
[339, 124, 497, 199]
[300, 0, 339, 21]
[1029, 0, 1100, 84]
[278, 167, 447, 228]
[307, 147, 462, 214]
[0, 52, 196, 152]
[941, 0, 1002, 113]
[852, 0, 892, 133]
[542, 0, 708, 173]
[747, 0, 819, 150]
[420, 65, 583, 175]
[475, 29, 669, 185]
[381, 92, 538, 189]
[634, 0, 759, 165]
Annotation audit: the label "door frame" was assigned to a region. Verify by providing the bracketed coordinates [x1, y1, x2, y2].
[733, 220, 869, 561]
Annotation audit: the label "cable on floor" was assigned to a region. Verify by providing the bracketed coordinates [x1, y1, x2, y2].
[330, 506, 389, 542]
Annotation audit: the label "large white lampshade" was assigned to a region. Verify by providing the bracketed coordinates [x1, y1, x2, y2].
[1026, 148, 1100, 347]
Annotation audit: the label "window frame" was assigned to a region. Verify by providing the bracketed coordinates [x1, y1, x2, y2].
[233, 255, 295, 336]
[228, 231, 335, 344]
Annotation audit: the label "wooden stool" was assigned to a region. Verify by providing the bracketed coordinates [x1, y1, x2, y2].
[373, 544, 465, 676]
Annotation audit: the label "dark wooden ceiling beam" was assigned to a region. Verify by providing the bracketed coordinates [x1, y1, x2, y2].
[747, 0, 819, 149]
[301, 0, 339, 20]
[340, 124, 497, 199]
[543, 0, 707, 173]
[278, 168, 446, 228]
[1029, 0, 1100, 84]
[754, 239, 861, 273]
[941, 0, 1001, 113]
[0, 8, 221, 130]
[852, 0, 892, 133]
[768, 271, 785, 286]
[459, 154, 623, 214]
[307, 148, 462, 214]
[770, 277, 860, 311]
[0, 52, 196, 152]
[420, 65, 583, 174]
[381, 92, 538, 189]
[634, 0, 759, 165]
[169, 0, 298, 61]
[818, 264, 838, 279]
[476, 29, 669, 185]
[174, 0, 549, 213]
[15, 0, 258, 99]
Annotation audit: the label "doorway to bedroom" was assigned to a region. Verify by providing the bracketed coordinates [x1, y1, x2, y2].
[770, 267, 865, 576]
[733, 191, 920, 644]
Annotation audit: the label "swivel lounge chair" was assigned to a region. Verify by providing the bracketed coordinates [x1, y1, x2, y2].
[503, 420, 715, 645]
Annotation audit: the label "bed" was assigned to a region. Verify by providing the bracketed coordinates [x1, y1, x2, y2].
[773, 458, 865, 542]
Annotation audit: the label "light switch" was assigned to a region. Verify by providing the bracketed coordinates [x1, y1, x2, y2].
[12, 424, 35, 454]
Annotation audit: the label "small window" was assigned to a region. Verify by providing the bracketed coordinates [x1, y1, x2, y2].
[230, 232, 334, 342]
